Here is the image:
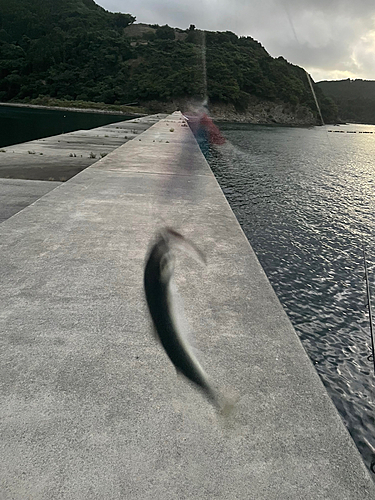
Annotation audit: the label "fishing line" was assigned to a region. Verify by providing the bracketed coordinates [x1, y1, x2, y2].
[282, 0, 375, 473]
[305, 72, 325, 126]
[362, 243, 375, 374]
[282, 1, 375, 372]
[281, 0, 326, 127]
[191, 0, 375, 472]
[201, 30, 208, 105]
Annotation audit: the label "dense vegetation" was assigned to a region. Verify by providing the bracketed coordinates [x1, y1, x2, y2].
[317, 79, 375, 124]
[0, 0, 338, 122]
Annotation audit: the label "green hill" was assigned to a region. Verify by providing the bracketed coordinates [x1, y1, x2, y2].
[317, 79, 375, 124]
[0, 0, 338, 123]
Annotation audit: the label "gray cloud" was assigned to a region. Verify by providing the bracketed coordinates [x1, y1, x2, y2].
[96, 0, 375, 80]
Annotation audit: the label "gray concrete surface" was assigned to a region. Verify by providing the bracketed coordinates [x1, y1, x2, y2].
[0, 178, 61, 223]
[1, 112, 375, 499]
[0, 113, 167, 181]
[0, 114, 166, 222]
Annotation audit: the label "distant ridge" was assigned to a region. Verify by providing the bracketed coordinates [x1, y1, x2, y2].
[317, 79, 375, 124]
[0, 0, 337, 123]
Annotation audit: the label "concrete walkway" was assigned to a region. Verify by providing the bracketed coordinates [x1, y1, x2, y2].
[0, 113, 167, 181]
[1, 112, 374, 499]
[0, 178, 61, 223]
[0, 114, 166, 224]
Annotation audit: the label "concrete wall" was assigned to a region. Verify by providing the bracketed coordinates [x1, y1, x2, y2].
[1, 112, 374, 499]
[0, 114, 166, 181]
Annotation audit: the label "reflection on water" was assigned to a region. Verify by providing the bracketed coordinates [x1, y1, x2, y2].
[206, 122, 375, 473]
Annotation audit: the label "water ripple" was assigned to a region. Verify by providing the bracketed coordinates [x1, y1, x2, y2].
[207, 123, 375, 474]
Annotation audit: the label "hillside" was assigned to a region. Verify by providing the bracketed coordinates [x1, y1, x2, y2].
[317, 79, 375, 124]
[0, 0, 338, 124]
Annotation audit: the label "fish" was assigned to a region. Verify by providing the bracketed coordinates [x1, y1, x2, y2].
[144, 228, 227, 410]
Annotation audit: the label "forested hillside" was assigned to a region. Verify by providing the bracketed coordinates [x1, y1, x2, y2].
[0, 0, 338, 122]
[317, 79, 375, 124]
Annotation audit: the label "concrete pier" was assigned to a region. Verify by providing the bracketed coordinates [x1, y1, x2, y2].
[1, 112, 375, 499]
[0, 114, 166, 223]
[0, 113, 167, 181]
[0, 178, 61, 223]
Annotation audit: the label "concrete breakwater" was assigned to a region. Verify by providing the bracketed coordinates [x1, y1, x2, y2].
[1, 112, 374, 499]
[0, 114, 167, 224]
[0, 113, 167, 182]
[0, 178, 61, 224]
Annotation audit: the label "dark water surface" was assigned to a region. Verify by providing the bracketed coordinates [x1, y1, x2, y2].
[207, 122, 375, 473]
[0, 105, 136, 148]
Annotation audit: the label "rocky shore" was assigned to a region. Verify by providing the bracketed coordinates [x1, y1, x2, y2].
[209, 100, 318, 126]
[143, 97, 319, 126]
[1, 98, 320, 126]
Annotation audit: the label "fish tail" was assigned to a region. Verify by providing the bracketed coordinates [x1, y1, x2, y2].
[162, 227, 207, 265]
[220, 396, 237, 417]
[201, 382, 237, 416]
[211, 386, 239, 416]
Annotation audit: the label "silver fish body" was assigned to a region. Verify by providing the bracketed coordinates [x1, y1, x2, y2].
[144, 228, 219, 407]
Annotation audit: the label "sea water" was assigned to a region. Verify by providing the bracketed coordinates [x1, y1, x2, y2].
[207, 122, 375, 473]
[0, 105, 136, 148]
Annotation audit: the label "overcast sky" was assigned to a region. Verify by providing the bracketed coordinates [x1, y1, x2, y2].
[95, 0, 375, 81]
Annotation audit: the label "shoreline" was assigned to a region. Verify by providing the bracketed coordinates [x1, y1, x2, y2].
[212, 118, 318, 128]
[0, 101, 146, 117]
[1, 100, 346, 126]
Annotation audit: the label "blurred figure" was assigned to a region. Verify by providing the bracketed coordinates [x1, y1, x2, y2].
[184, 103, 226, 156]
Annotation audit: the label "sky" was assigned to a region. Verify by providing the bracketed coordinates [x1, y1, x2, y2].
[95, 0, 375, 82]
